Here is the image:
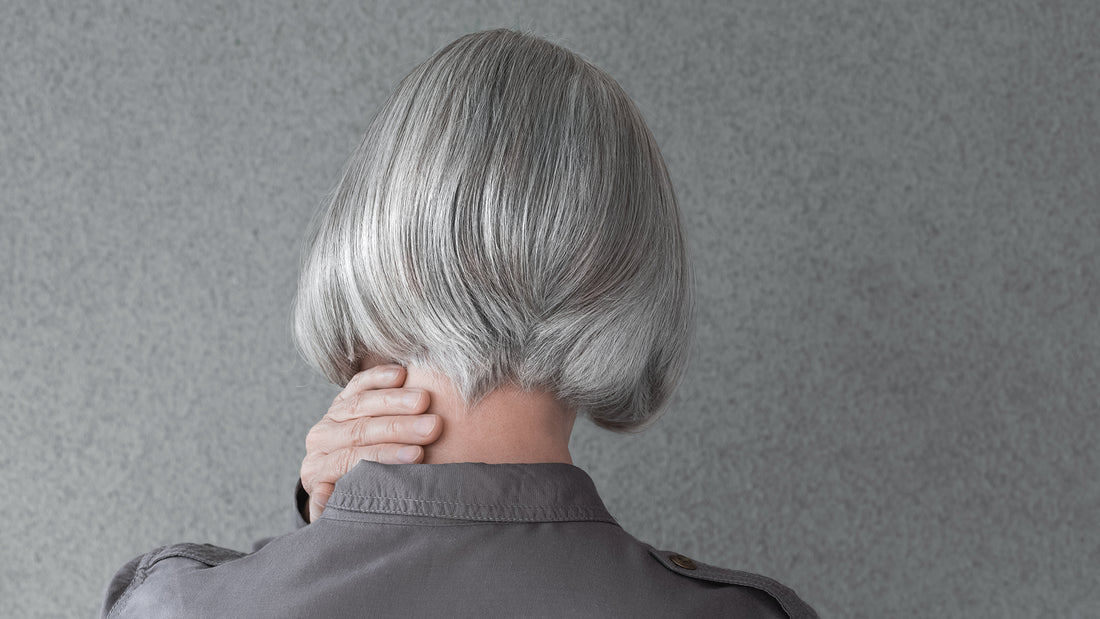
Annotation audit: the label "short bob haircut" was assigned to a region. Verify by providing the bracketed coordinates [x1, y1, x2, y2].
[294, 29, 692, 431]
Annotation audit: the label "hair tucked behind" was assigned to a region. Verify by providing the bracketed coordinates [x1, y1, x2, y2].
[293, 29, 693, 431]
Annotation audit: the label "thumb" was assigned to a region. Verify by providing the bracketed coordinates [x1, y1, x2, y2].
[309, 482, 334, 523]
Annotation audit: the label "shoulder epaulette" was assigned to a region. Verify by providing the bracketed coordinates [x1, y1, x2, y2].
[649, 548, 818, 619]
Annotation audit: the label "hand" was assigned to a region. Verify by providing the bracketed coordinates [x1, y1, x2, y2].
[300, 364, 440, 522]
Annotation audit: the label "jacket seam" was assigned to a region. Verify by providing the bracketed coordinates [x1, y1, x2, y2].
[320, 510, 623, 526]
[324, 502, 617, 524]
[331, 491, 606, 511]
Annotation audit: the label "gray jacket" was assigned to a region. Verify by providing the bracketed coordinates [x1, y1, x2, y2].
[103, 462, 817, 618]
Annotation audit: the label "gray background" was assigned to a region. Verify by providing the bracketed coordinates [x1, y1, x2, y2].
[2, 1, 1098, 617]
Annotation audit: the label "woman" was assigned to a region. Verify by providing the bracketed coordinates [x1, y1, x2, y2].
[103, 29, 816, 618]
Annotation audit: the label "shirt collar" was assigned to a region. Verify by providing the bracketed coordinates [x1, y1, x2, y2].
[323, 461, 617, 525]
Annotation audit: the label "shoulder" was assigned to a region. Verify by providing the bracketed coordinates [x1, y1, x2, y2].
[102, 543, 246, 619]
[646, 547, 819, 619]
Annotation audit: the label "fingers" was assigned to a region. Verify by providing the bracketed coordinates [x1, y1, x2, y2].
[303, 444, 427, 488]
[326, 365, 429, 423]
[302, 443, 427, 520]
[307, 413, 441, 454]
[325, 387, 429, 423]
[334, 364, 406, 404]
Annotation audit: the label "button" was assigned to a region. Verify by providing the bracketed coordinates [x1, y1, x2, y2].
[669, 553, 697, 570]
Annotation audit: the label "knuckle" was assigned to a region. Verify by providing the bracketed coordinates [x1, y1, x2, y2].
[304, 427, 321, 451]
[324, 400, 345, 422]
[300, 467, 316, 492]
[351, 417, 375, 446]
[306, 419, 335, 451]
[349, 391, 366, 416]
[385, 417, 403, 440]
[336, 448, 358, 475]
[379, 391, 397, 411]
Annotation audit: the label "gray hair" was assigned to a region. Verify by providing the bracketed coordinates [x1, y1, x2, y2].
[293, 29, 692, 431]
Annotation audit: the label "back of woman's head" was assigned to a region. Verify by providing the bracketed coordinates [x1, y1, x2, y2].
[294, 29, 693, 431]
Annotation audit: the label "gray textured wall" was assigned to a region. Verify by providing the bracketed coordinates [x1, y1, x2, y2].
[2, 1, 1098, 617]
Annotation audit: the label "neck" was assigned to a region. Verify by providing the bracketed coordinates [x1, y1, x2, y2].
[401, 365, 576, 465]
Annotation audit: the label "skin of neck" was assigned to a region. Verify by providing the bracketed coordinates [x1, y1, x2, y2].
[400, 364, 576, 465]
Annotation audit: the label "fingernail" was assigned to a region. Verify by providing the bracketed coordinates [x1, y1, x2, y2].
[415, 416, 437, 436]
[382, 367, 401, 381]
[397, 445, 421, 463]
[402, 391, 422, 408]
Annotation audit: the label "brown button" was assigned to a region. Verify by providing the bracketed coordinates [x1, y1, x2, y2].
[669, 553, 697, 570]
